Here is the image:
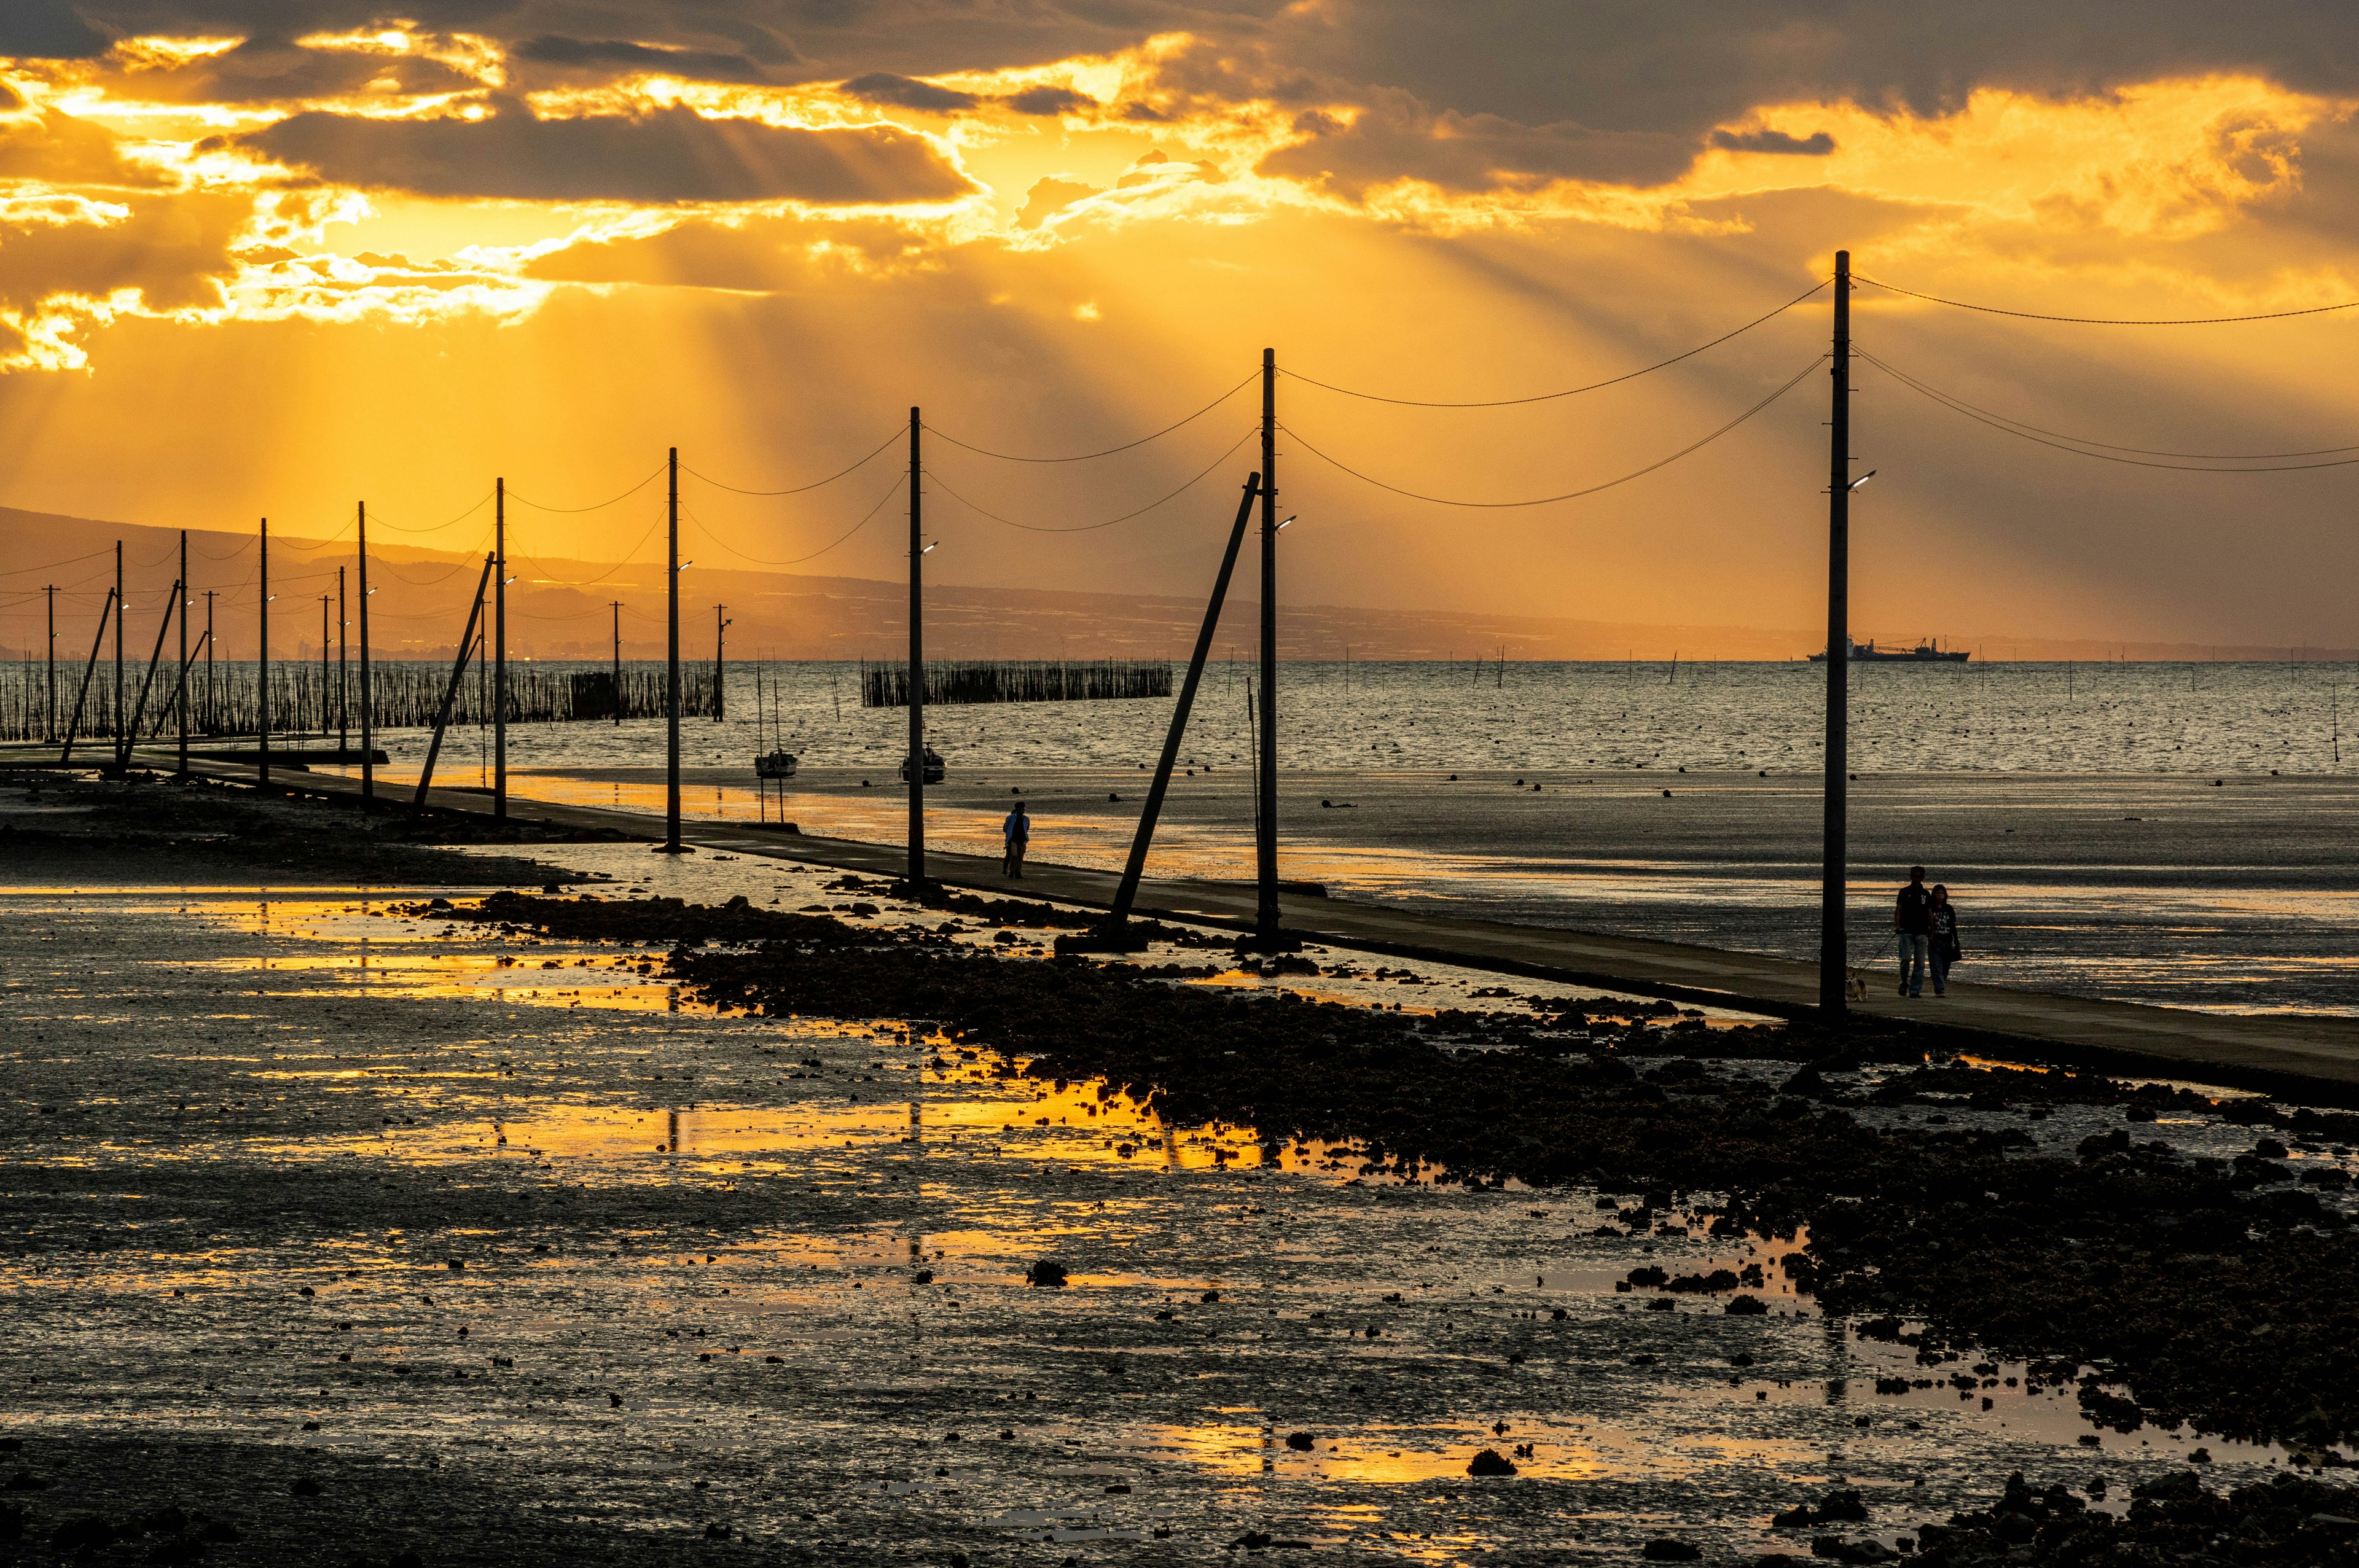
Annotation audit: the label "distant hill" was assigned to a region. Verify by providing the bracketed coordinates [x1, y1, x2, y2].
[0, 507, 2345, 663]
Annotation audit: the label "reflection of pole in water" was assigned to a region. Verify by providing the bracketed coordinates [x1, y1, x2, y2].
[668, 1109, 679, 1153]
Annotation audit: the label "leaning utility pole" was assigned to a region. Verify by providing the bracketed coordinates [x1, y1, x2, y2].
[907, 405, 926, 894]
[358, 504, 374, 805]
[1254, 348, 1281, 946]
[663, 447, 683, 852]
[1819, 249, 1853, 1017]
[493, 477, 507, 821]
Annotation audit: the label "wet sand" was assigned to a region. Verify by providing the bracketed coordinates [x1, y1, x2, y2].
[6, 843, 2354, 1564]
[451, 763, 2359, 1016]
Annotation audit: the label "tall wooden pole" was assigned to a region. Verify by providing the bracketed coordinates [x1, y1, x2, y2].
[610, 601, 622, 724]
[203, 591, 215, 734]
[318, 595, 330, 739]
[1255, 349, 1280, 946]
[907, 407, 926, 894]
[1819, 250, 1853, 1016]
[44, 584, 55, 742]
[112, 542, 122, 762]
[665, 447, 682, 851]
[176, 533, 188, 773]
[337, 566, 347, 754]
[714, 603, 727, 723]
[493, 477, 507, 820]
[358, 503, 373, 805]
[257, 520, 269, 788]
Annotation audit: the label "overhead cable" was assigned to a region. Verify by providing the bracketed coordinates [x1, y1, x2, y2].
[361, 492, 496, 534]
[1281, 357, 1826, 508]
[684, 428, 902, 495]
[0, 547, 112, 578]
[921, 370, 1259, 462]
[1280, 279, 1830, 408]
[686, 475, 908, 566]
[1851, 347, 2359, 461]
[923, 427, 1258, 533]
[511, 513, 667, 588]
[1856, 349, 2359, 473]
[1855, 274, 2359, 326]
[506, 466, 666, 514]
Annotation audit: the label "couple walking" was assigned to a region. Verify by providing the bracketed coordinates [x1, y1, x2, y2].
[1893, 865, 1963, 998]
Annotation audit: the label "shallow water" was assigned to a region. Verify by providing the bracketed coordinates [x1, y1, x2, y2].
[272, 660, 2359, 1021]
[4, 864, 2343, 1562]
[292, 658, 2359, 777]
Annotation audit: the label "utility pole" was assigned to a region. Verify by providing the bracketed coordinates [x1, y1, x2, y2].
[337, 566, 347, 754]
[44, 585, 54, 742]
[663, 447, 683, 852]
[176, 532, 187, 774]
[112, 542, 122, 765]
[1255, 347, 1281, 947]
[257, 518, 269, 787]
[907, 406, 927, 894]
[203, 591, 215, 734]
[610, 601, 622, 724]
[714, 604, 730, 722]
[318, 595, 331, 740]
[1819, 249, 1853, 1017]
[493, 477, 507, 820]
[358, 503, 373, 806]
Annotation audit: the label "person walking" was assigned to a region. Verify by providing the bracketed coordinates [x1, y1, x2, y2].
[1927, 884, 1962, 997]
[1001, 798, 1030, 879]
[1894, 865, 1931, 998]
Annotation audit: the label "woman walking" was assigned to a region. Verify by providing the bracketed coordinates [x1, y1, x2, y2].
[1927, 884, 1963, 997]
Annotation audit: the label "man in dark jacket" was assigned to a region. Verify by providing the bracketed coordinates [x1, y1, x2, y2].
[1895, 865, 1931, 998]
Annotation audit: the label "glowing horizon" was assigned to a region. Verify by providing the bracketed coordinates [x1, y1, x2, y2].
[3, 9, 2358, 651]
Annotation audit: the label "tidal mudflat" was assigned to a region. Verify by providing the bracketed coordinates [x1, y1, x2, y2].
[6, 822, 2358, 1564]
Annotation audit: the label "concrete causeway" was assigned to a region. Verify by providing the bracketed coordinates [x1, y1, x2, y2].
[151, 751, 2359, 1096]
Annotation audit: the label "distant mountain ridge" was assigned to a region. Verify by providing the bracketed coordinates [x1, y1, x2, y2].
[0, 507, 2347, 663]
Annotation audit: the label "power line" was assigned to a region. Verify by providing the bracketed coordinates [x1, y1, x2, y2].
[923, 427, 1258, 533]
[681, 474, 907, 566]
[683, 427, 901, 494]
[921, 371, 1258, 462]
[1857, 348, 2359, 472]
[1280, 279, 1829, 408]
[506, 466, 666, 514]
[1851, 346, 2359, 461]
[359, 492, 496, 534]
[1281, 357, 1826, 508]
[0, 547, 111, 578]
[1855, 273, 2359, 326]
[511, 512, 667, 588]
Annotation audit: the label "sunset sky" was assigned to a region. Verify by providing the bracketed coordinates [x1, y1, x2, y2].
[3, 2, 2359, 652]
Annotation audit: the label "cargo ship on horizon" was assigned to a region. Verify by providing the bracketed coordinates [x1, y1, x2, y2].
[1807, 637, 1971, 663]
